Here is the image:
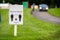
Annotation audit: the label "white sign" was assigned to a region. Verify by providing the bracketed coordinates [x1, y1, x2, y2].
[9, 5, 23, 36]
[9, 5, 23, 25]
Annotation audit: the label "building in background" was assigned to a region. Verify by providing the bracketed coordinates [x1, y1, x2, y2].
[28, 2, 31, 8]
[0, 3, 9, 9]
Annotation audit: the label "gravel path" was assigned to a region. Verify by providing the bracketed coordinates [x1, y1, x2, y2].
[32, 11, 60, 24]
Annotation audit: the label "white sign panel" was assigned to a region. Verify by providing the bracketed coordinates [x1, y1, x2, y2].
[9, 5, 23, 25]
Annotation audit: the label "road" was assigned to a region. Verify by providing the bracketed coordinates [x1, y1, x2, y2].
[32, 11, 60, 24]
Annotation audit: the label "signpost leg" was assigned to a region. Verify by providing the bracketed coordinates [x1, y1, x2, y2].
[14, 25, 17, 36]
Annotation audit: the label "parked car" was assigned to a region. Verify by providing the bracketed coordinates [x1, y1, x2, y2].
[39, 4, 48, 11]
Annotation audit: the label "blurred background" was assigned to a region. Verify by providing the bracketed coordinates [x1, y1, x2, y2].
[0, 0, 60, 8]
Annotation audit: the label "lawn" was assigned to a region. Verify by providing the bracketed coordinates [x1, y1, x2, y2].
[48, 8, 60, 17]
[0, 8, 60, 40]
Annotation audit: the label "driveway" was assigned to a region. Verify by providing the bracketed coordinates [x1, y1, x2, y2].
[32, 11, 60, 24]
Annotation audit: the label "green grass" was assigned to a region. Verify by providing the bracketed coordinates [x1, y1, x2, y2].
[0, 9, 60, 40]
[48, 8, 60, 17]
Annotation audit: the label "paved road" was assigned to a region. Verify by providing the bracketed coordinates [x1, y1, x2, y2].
[32, 11, 60, 24]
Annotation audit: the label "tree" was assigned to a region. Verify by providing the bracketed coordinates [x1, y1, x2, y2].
[0, 0, 3, 3]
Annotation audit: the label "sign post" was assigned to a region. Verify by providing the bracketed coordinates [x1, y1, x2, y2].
[9, 5, 23, 36]
[14, 25, 17, 36]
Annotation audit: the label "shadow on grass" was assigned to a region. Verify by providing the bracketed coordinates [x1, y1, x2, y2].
[0, 34, 18, 40]
[46, 30, 60, 40]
